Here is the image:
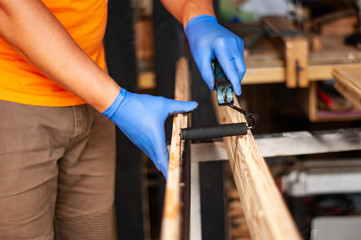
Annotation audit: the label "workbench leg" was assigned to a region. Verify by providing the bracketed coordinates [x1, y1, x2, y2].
[199, 161, 227, 240]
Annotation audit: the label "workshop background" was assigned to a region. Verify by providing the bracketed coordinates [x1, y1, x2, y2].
[104, 0, 361, 239]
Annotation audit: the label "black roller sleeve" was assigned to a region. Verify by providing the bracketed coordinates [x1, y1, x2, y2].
[181, 123, 248, 141]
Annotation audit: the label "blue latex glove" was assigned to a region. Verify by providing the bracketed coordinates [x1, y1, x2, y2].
[185, 15, 246, 95]
[103, 88, 198, 178]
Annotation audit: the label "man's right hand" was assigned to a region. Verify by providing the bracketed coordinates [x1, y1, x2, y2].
[185, 15, 246, 95]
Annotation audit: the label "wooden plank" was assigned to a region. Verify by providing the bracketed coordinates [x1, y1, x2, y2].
[309, 63, 361, 82]
[161, 58, 190, 240]
[333, 67, 361, 96]
[211, 93, 301, 240]
[335, 82, 361, 111]
[262, 16, 300, 37]
[333, 67, 361, 111]
[242, 67, 285, 85]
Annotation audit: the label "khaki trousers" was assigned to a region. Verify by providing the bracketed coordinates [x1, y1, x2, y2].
[0, 101, 116, 240]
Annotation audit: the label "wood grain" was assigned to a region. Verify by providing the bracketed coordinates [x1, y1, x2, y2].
[160, 58, 190, 240]
[211, 94, 301, 240]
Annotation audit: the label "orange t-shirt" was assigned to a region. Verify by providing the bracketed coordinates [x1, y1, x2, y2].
[0, 0, 108, 107]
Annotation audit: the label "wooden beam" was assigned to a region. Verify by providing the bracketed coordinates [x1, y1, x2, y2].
[161, 58, 190, 240]
[335, 82, 361, 111]
[211, 94, 301, 240]
[333, 67, 361, 111]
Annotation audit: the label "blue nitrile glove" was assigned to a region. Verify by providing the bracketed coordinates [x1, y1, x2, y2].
[103, 88, 198, 178]
[185, 15, 246, 95]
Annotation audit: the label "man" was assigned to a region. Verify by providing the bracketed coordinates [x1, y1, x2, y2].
[0, 0, 246, 239]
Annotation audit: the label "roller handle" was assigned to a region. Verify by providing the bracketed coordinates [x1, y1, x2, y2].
[213, 59, 232, 89]
[181, 123, 248, 141]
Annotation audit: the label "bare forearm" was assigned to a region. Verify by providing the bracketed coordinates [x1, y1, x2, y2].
[160, 0, 215, 27]
[0, 0, 119, 112]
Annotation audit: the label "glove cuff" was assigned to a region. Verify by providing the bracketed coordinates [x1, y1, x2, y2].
[102, 88, 127, 119]
[184, 14, 218, 36]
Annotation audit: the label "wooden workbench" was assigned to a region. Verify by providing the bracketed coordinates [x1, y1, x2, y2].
[242, 36, 361, 122]
[243, 36, 361, 85]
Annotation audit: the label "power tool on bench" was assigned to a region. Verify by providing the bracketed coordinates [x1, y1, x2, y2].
[180, 59, 255, 141]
